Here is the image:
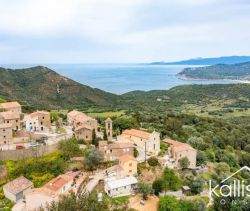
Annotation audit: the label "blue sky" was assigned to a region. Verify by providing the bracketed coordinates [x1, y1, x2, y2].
[0, 0, 250, 63]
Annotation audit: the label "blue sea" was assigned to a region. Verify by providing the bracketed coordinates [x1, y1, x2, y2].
[1, 64, 240, 94]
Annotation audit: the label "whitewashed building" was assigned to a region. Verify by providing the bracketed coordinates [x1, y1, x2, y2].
[104, 176, 138, 197]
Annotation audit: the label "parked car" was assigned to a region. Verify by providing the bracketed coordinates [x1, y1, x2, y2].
[28, 142, 39, 148]
[36, 139, 46, 145]
[16, 145, 25, 149]
[40, 136, 48, 141]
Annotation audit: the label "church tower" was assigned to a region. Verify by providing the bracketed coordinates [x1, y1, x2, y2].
[105, 117, 113, 141]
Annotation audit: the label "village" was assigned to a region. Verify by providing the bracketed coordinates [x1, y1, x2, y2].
[0, 101, 209, 211]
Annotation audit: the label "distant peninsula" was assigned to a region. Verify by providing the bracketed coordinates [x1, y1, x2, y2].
[151, 56, 250, 65]
[177, 61, 250, 81]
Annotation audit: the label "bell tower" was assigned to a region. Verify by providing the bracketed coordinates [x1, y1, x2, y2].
[105, 117, 113, 141]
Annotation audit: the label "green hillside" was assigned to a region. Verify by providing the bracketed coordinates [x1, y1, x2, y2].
[0, 66, 120, 110]
[178, 61, 250, 80]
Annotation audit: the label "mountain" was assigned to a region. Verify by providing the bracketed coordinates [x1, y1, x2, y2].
[151, 56, 250, 65]
[0, 66, 120, 110]
[178, 61, 250, 80]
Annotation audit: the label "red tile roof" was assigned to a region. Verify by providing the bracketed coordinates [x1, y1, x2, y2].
[119, 154, 136, 163]
[122, 129, 150, 140]
[0, 101, 21, 109]
[163, 138, 195, 151]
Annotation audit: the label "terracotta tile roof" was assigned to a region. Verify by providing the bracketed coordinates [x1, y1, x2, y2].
[0, 111, 20, 120]
[43, 171, 80, 193]
[75, 124, 93, 131]
[0, 101, 21, 109]
[75, 113, 91, 122]
[163, 138, 195, 152]
[99, 141, 108, 147]
[119, 154, 136, 163]
[3, 176, 33, 195]
[109, 142, 134, 149]
[67, 110, 82, 118]
[0, 123, 12, 129]
[122, 129, 150, 140]
[24, 111, 50, 121]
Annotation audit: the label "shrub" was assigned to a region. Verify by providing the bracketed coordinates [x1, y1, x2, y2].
[147, 157, 159, 167]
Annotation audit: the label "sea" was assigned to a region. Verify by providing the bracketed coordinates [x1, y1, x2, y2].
[1, 64, 240, 94]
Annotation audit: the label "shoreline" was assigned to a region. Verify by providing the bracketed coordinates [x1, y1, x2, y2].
[177, 74, 250, 84]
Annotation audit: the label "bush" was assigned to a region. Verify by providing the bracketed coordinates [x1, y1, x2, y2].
[147, 157, 159, 167]
[152, 179, 164, 195]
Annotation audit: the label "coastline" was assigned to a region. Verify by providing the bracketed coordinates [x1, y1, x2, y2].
[177, 74, 250, 84]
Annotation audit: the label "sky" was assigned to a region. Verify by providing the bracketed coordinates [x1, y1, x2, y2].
[0, 0, 250, 63]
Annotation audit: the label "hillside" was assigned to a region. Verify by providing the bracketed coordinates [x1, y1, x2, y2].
[151, 56, 250, 65]
[0, 66, 120, 110]
[122, 84, 250, 107]
[178, 61, 250, 80]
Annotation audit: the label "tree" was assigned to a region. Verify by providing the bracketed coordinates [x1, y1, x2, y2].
[147, 157, 159, 167]
[58, 137, 82, 160]
[178, 157, 190, 169]
[92, 129, 98, 146]
[38, 191, 110, 211]
[103, 129, 108, 140]
[152, 179, 164, 195]
[84, 148, 101, 171]
[196, 151, 207, 166]
[158, 196, 181, 211]
[133, 148, 139, 158]
[137, 182, 152, 200]
[189, 178, 204, 194]
[162, 168, 182, 191]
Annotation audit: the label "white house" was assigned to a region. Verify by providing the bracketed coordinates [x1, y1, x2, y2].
[104, 176, 138, 197]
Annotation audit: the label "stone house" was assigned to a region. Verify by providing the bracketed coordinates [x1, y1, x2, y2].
[0, 112, 20, 131]
[104, 176, 138, 197]
[0, 123, 13, 145]
[67, 110, 98, 131]
[74, 124, 93, 141]
[118, 154, 137, 177]
[98, 141, 134, 161]
[119, 129, 160, 155]
[3, 176, 33, 202]
[164, 138, 197, 169]
[0, 101, 22, 114]
[23, 111, 51, 132]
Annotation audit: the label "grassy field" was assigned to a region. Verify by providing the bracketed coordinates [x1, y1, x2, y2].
[87, 110, 126, 118]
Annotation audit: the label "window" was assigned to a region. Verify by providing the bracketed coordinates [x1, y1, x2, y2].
[4, 136, 6, 138]
[129, 163, 132, 167]
[4, 141, 6, 144]
[154, 144, 155, 150]
[129, 170, 132, 173]
[41, 121, 43, 125]
[16, 120, 18, 123]
[7, 121, 9, 123]
[42, 116, 45, 119]
[86, 136, 88, 139]
[3, 129, 5, 132]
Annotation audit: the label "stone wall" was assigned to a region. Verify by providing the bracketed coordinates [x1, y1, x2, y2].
[0, 143, 58, 160]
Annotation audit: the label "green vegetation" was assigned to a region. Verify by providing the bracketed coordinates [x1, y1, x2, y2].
[84, 148, 102, 170]
[178, 61, 250, 80]
[147, 157, 159, 167]
[0, 66, 120, 111]
[6, 151, 65, 187]
[137, 182, 152, 200]
[178, 157, 190, 169]
[58, 137, 82, 160]
[38, 190, 131, 211]
[158, 196, 207, 211]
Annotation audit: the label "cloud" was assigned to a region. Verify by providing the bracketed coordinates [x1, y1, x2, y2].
[0, 0, 250, 63]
